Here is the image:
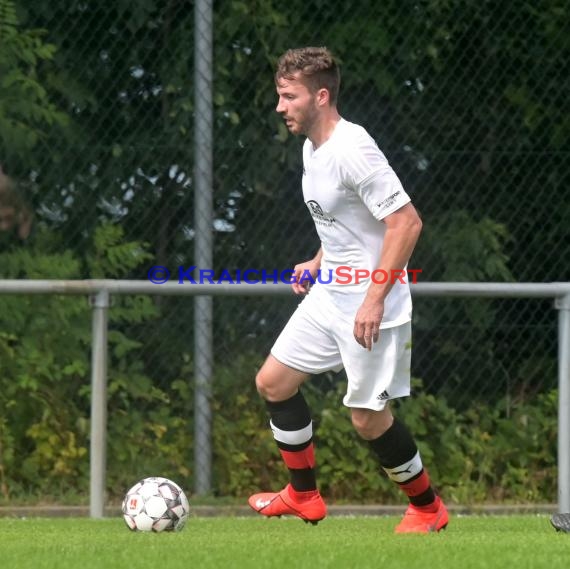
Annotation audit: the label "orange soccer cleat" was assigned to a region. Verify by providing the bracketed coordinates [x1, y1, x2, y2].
[395, 496, 449, 534]
[248, 484, 327, 525]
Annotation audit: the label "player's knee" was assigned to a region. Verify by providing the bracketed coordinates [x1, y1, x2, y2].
[351, 413, 375, 439]
[255, 367, 297, 402]
[255, 368, 278, 400]
[351, 408, 393, 440]
[255, 368, 268, 396]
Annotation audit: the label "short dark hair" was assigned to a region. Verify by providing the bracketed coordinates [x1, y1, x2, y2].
[275, 47, 341, 104]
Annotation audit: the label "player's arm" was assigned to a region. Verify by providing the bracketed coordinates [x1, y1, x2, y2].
[291, 247, 323, 295]
[353, 203, 422, 350]
[367, 203, 422, 304]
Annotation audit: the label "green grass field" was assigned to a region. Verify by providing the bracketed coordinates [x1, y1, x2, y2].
[1, 515, 569, 569]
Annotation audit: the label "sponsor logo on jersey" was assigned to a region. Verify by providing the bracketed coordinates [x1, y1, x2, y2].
[376, 190, 401, 211]
[306, 200, 336, 227]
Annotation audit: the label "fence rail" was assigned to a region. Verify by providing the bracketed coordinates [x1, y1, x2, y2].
[1, 280, 569, 516]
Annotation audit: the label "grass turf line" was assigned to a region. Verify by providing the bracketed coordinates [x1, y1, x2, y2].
[0, 515, 569, 569]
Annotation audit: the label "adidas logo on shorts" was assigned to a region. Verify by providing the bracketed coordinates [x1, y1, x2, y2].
[377, 390, 390, 401]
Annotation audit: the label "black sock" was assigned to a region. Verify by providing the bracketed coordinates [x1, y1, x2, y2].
[265, 391, 317, 492]
[368, 417, 436, 507]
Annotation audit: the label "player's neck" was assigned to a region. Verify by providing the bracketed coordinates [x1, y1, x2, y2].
[308, 111, 341, 150]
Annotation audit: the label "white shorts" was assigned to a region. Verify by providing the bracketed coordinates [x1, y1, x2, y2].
[271, 286, 412, 411]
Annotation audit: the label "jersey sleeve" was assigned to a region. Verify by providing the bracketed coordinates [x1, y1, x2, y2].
[338, 133, 411, 221]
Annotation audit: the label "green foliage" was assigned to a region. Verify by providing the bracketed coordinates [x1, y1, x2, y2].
[0, 0, 69, 165]
[0, 0, 565, 507]
[87, 223, 152, 279]
[210, 358, 558, 504]
[0, 227, 89, 496]
[1, 0, 562, 404]
[0, 222, 162, 499]
[211, 352, 283, 496]
[0, 331, 559, 504]
[417, 210, 513, 282]
[310, 390, 386, 501]
[105, 371, 192, 495]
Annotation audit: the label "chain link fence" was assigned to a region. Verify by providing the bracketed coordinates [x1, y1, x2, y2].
[1, 0, 568, 502]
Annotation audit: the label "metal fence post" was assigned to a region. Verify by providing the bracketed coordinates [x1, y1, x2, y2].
[193, 0, 214, 496]
[89, 289, 110, 518]
[556, 293, 570, 513]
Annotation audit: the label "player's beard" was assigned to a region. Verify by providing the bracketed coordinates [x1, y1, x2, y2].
[287, 100, 319, 137]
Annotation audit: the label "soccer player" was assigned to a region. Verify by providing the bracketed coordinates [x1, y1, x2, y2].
[551, 513, 570, 533]
[248, 47, 448, 533]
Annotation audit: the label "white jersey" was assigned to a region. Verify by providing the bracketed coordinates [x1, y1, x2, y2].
[302, 118, 413, 328]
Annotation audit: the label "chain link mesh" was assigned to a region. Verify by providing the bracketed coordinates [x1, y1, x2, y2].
[1, 0, 568, 499]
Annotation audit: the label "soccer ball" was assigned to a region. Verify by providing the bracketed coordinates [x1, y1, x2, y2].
[122, 476, 190, 532]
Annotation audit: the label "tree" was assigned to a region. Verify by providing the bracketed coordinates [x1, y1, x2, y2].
[0, 0, 69, 169]
[1, 0, 566, 496]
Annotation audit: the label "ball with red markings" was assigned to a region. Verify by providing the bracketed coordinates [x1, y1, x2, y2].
[122, 476, 190, 532]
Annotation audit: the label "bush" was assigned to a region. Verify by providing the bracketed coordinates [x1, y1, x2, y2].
[211, 363, 558, 505]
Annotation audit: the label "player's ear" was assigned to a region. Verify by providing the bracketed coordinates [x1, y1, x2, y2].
[316, 88, 330, 107]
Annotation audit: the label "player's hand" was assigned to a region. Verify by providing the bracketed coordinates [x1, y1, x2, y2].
[291, 259, 320, 295]
[353, 299, 384, 351]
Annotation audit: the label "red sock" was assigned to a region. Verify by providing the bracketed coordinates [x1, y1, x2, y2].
[287, 485, 319, 502]
[279, 443, 315, 470]
[279, 443, 318, 494]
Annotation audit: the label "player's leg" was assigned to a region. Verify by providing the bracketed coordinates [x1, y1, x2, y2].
[351, 405, 448, 533]
[339, 320, 448, 533]
[256, 355, 316, 496]
[248, 289, 341, 523]
[249, 355, 326, 523]
[551, 513, 570, 532]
